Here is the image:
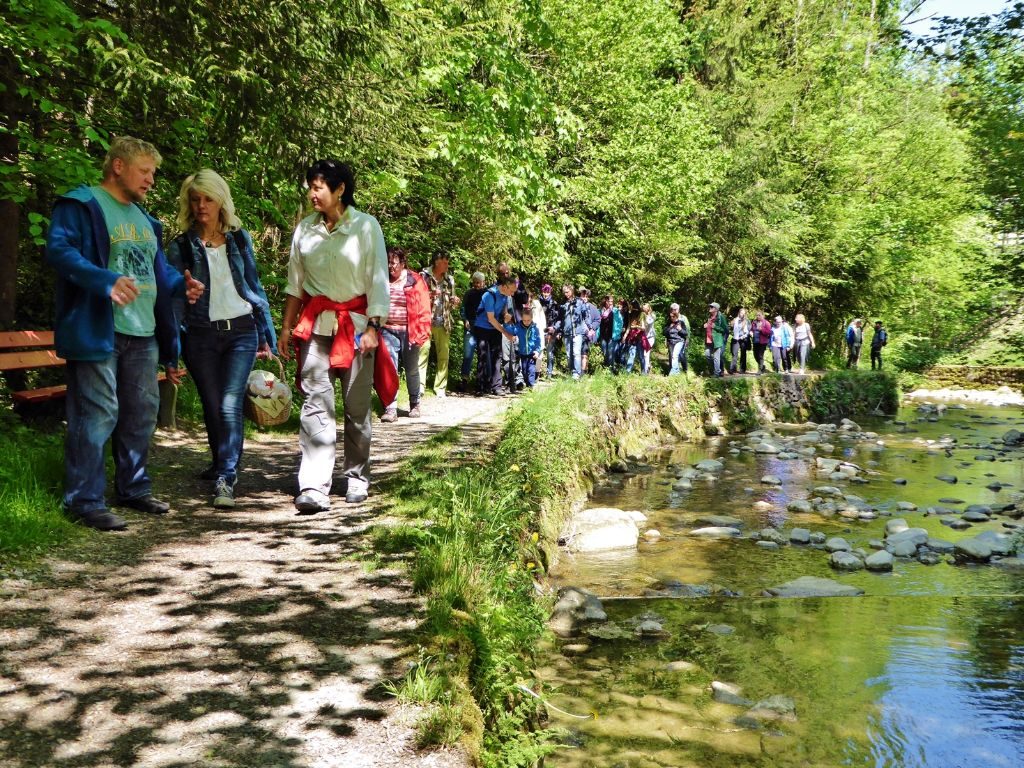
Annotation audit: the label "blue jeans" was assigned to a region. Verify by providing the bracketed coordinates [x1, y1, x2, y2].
[705, 343, 723, 376]
[183, 325, 258, 483]
[565, 333, 584, 378]
[64, 333, 160, 513]
[461, 327, 478, 380]
[381, 327, 421, 408]
[546, 334, 560, 375]
[669, 341, 689, 375]
[520, 354, 537, 386]
[600, 338, 619, 371]
[624, 341, 648, 373]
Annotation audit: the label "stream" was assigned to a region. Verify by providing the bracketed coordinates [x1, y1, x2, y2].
[542, 403, 1024, 767]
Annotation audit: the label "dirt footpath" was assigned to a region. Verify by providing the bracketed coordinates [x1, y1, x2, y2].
[0, 393, 508, 768]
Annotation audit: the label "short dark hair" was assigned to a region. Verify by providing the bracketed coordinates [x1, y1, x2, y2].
[430, 251, 449, 266]
[496, 273, 518, 287]
[306, 159, 355, 205]
[387, 246, 408, 264]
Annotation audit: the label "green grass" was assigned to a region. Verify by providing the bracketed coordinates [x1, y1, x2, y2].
[0, 419, 82, 565]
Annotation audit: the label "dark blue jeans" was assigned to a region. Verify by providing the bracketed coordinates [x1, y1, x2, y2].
[473, 327, 504, 394]
[183, 325, 258, 483]
[461, 327, 478, 380]
[64, 333, 160, 513]
[600, 338, 619, 371]
[519, 354, 537, 386]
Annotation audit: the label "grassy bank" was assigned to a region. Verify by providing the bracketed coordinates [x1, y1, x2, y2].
[380, 370, 899, 764]
[0, 416, 81, 567]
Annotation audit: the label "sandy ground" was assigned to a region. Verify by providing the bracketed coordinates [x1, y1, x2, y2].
[0, 391, 509, 768]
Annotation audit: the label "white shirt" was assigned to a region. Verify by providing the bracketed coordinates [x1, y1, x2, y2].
[286, 207, 389, 336]
[794, 322, 811, 342]
[205, 244, 252, 321]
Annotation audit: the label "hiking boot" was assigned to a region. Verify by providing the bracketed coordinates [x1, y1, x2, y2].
[117, 495, 171, 515]
[380, 407, 398, 423]
[213, 477, 235, 509]
[72, 508, 127, 531]
[408, 404, 421, 418]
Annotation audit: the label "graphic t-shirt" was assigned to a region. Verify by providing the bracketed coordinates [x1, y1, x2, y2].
[93, 186, 158, 336]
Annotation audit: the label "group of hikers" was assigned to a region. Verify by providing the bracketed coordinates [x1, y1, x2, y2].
[43, 136, 889, 531]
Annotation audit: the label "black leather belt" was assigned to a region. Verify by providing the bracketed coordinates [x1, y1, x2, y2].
[197, 314, 256, 331]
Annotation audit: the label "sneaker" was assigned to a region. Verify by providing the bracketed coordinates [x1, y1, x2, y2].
[380, 407, 398, 423]
[408, 405, 421, 418]
[72, 508, 127, 531]
[435, 390, 446, 398]
[345, 489, 369, 504]
[295, 490, 330, 513]
[213, 477, 235, 509]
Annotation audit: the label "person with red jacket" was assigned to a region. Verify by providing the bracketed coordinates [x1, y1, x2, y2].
[380, 247, 431, 421]
[751, 310, 773, 374]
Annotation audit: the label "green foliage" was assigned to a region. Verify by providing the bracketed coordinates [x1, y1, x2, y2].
[0, 416, 81, 562]
[804, 370, 899, 421]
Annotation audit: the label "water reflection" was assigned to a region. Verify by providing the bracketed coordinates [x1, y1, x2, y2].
[545, 406, 1024, 767]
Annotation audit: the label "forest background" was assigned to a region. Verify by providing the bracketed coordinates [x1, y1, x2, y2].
[3, 0, 1023, 368]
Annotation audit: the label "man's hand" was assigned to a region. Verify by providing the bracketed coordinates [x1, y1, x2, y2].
[166, 366, 186, 386]
[110, 275, 140, 306]
[360, 326, 379, 354]
[277, 328, 292, 360]
[256, 342, 273, 360]
[184, 270, 205, 304]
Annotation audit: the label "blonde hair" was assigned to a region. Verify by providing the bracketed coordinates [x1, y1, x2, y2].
[795, 313, 806, 324]
[102, 136, 162, 178]
[176, 169, 242, 233]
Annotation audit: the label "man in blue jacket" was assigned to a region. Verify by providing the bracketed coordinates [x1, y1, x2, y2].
[46, 136, 204, 530]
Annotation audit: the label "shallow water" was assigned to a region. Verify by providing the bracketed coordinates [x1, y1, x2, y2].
[544, 405, 1024, 767]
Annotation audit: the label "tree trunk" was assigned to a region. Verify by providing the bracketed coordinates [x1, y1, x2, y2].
[0, 85, 19, 330]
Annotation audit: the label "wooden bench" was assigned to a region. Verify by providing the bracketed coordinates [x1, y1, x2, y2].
[0, 330, 180, 427]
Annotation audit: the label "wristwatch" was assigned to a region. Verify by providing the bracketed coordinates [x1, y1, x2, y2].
[366, 318, 381, 332]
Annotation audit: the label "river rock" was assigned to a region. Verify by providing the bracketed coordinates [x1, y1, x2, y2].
[757, 540, 779, 550]
[918, 551, 943, 566]
[787, 499, 813, 514]
[695, 514, 745, 528]
[936, 474, 958, 484]
[666, 660, 699, 673]
[764, 576, 864, 598]
[745, 695, 798, 723]
[1002, 429, 1024, 446]
[992, 557, 1024, 569]
[561, 507, 640, 552]
[954, 538, 993, 563]
[789, 528, 811, 544]
[885, 518, 909, 535]
[757, 527, 787, 545]
[961, 508, 991, 523]
[673, 478, 693, 491]
[887, 539, 919, 558]
[690, 526, 742, 538]
[549, 588, 607, 637]
[643, 529, 662, 541]
[895, 501, 917, 512]
[939, 497, 965, 505]
[695, 459, 725, 472]
[975, 454, 996, 462]
[925, 538, 955, 554]
[809, 532, 827, 544]
[635, 619, 666, 637]
[711, 681, 752, 707]
[893, 477, 908, 485]
[865, 550, 894, 571]
[825, 536, 851, 552]
[814, 486, 845, 498]
[796, 432, 821, 444]
[761, 474, 782, 485]
[816, 458, 841, 472]
[974, 530, 1015, 556]
[830, 551, 864, 571]
[819, 443, 835, 452]
[755, 442, 781, 454]
[949, 519, 973, 531]
[887, 527, 928, 547]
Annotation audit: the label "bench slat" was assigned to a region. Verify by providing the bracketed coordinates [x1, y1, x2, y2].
[0, 349, 65, 372]
[0, 331, 56, 349]
[12, 384, 67, 404]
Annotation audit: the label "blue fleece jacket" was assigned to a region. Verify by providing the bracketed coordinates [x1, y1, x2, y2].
[46, 186, 184, 365]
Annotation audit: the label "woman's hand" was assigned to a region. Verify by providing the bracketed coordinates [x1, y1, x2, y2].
[277, 328, 292, 360]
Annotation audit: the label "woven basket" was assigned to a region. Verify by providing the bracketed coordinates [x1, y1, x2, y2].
[244, 356, 292, 427]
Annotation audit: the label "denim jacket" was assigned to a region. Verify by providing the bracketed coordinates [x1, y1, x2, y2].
[166, 229, 277, 350]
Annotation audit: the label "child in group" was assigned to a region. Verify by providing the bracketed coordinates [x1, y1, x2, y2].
[515, 307, 542, 388]
[502, 307, 519, 391]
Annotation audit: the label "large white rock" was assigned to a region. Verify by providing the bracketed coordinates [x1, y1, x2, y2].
[561, 507, 640, 552]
